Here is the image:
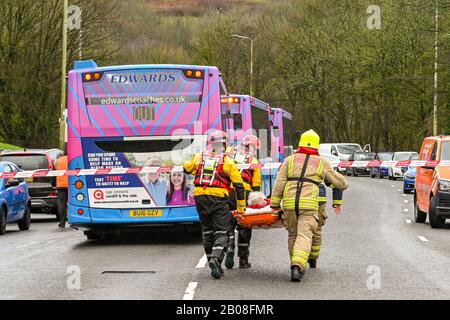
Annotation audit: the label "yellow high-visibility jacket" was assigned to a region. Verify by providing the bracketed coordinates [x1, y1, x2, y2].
[183, 152, 246, 202]
[227, 146, 262, 192]
[271, 153, 348, 211]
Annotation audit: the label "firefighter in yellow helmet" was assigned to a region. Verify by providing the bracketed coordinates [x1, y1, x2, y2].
[184, 130, 246, 279]
[225, 135, 262, 269]
[270, 129, 348, 282]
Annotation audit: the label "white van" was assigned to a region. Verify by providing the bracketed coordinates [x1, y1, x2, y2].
[319, 143, 365, 172]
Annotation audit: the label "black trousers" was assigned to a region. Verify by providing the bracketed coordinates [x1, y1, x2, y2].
[195, 195, 233, 263]
[227, 189, 252, 258]
[57, 189, 68, 227]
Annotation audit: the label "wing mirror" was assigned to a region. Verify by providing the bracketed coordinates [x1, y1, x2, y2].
[6, 178, 20, 188]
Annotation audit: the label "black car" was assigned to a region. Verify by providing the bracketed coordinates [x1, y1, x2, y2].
[0, 149, 64, 217]
[346, 152, 376, 177]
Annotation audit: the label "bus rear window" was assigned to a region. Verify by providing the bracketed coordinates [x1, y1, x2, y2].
[0, 154, 48, 170]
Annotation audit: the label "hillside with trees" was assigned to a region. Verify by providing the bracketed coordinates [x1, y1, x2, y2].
[0, 0, 449, 151]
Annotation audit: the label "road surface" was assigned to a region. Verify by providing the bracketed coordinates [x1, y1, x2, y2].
[1, 176, 450, 300]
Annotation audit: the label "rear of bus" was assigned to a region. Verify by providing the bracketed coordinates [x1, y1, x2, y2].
[270, 108, 295, 162]
[67, 60, 225, 235]
[220, 94, 272, 159]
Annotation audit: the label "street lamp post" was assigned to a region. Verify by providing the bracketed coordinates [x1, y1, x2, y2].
[60, 0, 68, 149]
[232, 34, 254, 96]
[433, 0, 439, 136]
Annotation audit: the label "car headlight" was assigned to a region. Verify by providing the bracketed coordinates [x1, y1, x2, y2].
[438, 180, 450, 192]
[405, 175, 415, 180]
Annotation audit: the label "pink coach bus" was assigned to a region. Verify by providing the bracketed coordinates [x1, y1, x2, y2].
[270, 107, 295, 162]
[220, 94, 272, 159]
[67, 60, 227, 239]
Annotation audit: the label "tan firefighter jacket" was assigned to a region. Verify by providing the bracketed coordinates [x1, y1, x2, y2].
[271, 152, 348, 211]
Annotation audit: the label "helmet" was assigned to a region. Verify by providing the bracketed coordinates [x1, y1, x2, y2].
[299, 129, 320, 150]
[241, 135, 261, 150]
[208, 130, 228, 145]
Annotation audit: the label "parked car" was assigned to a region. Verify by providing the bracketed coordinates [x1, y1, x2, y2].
[0, 149, 63, 218]
[415, 136, 450, 228]
[403, 155, 419, 194]
[320, 143, 364, 173]
[345, 152, 376, 176]
[370, 152, 394, 179]
[0, 161, 31, 235]
[388, 151, 418, 180]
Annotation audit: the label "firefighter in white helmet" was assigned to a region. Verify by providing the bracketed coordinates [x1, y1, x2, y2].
[184, 130, 246, 279]
[225, 135, 262, 269]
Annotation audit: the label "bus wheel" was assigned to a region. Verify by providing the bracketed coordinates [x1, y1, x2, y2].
[429, 197, 445, 229]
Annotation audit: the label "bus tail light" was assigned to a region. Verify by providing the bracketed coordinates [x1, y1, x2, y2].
[75, 180, 84, 189]
[76, 193, 85, 202]
[48, 192, 57, 197]
[77, 209, 84, 216]
[83, 72, 103, 82]
[183, 69, 204, 79]
[221, 97, 240, 104]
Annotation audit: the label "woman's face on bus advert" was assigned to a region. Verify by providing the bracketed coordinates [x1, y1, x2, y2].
[171, 172, 184, 189]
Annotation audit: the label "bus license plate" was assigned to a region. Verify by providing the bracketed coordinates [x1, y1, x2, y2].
[130, 209, 163, 218]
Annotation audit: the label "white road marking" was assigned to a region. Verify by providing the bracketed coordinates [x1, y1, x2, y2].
[404, 200, 409, 203]
[418, 236, 429, 242]
[195, 254, 207, 269]
[391, 185, 395, 188]
[404, 209, 409, 212]
[398, 189, 402, 192]
[406, 219, 412, 224]
[403, 194, 406, 197]
[183, 282, 198, 300]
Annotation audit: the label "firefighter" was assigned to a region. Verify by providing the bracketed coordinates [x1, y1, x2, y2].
[184, 130, 246, 280]
[270, 129, 348, 282]
[225, 135, 262, 269]
[308, 181, 344, 268]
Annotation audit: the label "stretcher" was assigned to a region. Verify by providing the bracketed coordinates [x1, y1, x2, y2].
[233, 206, 283, 229]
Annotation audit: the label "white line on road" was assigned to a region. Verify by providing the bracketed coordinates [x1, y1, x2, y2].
[195, 254, 207, 269]
[418, 236, 429, 242]
[391, 185, 395, 188]
[183, 282, 198, 300]
[406, 219, 412, 224]
[398, 189, 402, 192]
[404, 209, 409, 212]
[404, 200, 409, 203]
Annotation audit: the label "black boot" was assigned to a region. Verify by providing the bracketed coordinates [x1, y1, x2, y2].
[225, 250, 234, 269]
[239, 257, 251, 269]
[308, 259, 317, 269]
[209, 258, 222, 279]
[291, 266, 304, 282]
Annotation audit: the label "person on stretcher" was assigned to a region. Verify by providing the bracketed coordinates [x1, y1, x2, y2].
[245, 192, 271, 213]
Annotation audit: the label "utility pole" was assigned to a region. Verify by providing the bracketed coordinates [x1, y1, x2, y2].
[433, 0, 439, 136]
[232, 34, 254, 96]
[60, 0, 68, 149]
